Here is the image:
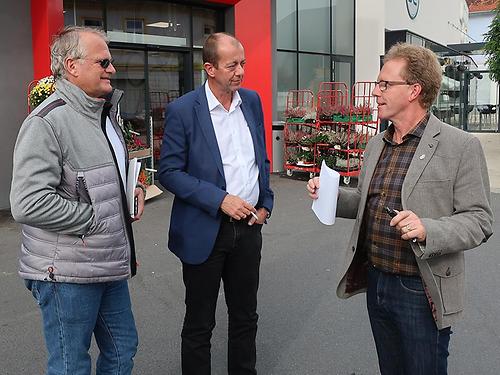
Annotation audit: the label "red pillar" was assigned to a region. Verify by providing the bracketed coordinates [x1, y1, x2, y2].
[234, 0, 273, 169]
[31, 0, 64, 80]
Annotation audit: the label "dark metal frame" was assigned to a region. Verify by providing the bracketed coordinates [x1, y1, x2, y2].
[275, 0, 356, 92]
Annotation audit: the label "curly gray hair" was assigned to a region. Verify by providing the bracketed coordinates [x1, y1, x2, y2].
[50, 26, 108, 79]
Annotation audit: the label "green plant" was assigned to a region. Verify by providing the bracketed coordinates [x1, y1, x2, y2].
[484, 3, 500, 82]
[316, 152, 336, 169]
[297, 149, 314, 162]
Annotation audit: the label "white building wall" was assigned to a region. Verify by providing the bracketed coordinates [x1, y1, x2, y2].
[468, 12, 493, 42]
[355, 0, 469, 83]
[355, 0, 385, 82]
[385, 0, 469, 45]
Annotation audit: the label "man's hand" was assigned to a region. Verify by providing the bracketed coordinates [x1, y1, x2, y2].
[220, 194, 256, 221]
[306, 177, 320, 199]
[247, 207, 268, 226]
[390, 210, 426, 243]
[132, 187, 145, 221]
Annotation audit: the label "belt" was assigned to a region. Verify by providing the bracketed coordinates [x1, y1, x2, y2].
[221, 214, 252, 224]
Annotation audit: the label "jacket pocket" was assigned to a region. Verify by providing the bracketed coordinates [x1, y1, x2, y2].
[430, 255, 465, 315]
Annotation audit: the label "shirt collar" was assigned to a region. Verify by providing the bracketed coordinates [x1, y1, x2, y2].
[205, 81, 242, 112]
[384, 112, 429, 145]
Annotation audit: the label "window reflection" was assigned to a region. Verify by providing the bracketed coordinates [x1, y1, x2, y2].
[106, 1, 190, 47]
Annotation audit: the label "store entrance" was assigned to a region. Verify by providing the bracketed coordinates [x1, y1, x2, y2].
[110, 47, 187, 171]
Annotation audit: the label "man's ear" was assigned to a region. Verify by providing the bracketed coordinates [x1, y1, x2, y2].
[65, 57, 79, 78]
[203, 62, 216, 78]
[408, 83, 422, 103]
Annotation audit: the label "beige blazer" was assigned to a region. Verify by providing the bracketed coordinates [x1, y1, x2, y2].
[336, 114, 493, 329]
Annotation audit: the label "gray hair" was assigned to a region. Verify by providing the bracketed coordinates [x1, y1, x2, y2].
[50, 26, 108, 79]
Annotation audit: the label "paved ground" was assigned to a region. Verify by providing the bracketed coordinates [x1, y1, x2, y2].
[1, 173, 500, 375]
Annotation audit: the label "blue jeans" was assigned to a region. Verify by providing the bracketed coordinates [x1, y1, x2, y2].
[25, 279, 138, 375]
[367, 265, 452, 375]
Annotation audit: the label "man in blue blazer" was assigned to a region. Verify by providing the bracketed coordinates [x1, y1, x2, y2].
[159, 33, 273, 375]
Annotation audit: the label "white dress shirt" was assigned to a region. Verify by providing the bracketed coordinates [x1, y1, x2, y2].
[205, 82, 260, 206]
[105, 117, 127, 189]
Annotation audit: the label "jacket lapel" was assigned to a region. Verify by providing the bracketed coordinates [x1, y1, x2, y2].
[194, 87, 225, 178]
[401, 115, 441, 202]
[240, 100, 262, 167]
[360, 136, 385, 201]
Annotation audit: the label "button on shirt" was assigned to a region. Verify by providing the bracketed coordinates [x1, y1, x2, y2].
[205, 82, 259, 206]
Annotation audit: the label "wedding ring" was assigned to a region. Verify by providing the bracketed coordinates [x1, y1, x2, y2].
[405, 224, 411, 233]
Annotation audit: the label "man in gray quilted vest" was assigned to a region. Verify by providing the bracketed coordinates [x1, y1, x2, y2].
[10, 26, 145, 375]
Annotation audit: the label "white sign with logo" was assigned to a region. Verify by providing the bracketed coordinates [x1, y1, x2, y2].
[406, 0, 419, 19]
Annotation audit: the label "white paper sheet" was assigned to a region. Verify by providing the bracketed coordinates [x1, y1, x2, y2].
[126, 158, 141, 217]
[312, 160, 340, 225]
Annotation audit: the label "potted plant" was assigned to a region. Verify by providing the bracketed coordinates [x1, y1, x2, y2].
[332, 104, 349, 122]
[317, 106, 335, 121]
[28, 75, 56, 112]
[296, 149, 314, 166]
[316, 150, 336, 169]
[351, 104, 373, 122]
[284, 106, 307, 123]
[303, 109, 317, 123]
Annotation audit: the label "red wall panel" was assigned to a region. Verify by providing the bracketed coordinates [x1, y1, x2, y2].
[234, 0, 274, 169]
[31, 0, 64, 79]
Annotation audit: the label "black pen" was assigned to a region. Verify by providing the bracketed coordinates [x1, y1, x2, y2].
[384, 206, 417, 243]
[384, 206, 398, 218]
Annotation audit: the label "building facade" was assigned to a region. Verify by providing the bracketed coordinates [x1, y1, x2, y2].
[1, 0, 471, 209]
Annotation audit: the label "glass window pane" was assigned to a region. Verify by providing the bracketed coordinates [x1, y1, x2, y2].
[277, 51, 297, 119]
[298, 0, 329, 53]
[106, 1, 190, 47]
[299, 54, 330, 92]
[276, 0, 296, 50]
[193, 8, 218, 48]
[193, 50, 207, 88]
[334, 61, 351, 91]
[63, 0, 104, 27]
[149, 51, 184, 162]
[332, 0, 354, 55]
[109, 49, 146, 136]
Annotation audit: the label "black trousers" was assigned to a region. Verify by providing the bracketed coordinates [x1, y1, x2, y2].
[181, 218, 263, 375]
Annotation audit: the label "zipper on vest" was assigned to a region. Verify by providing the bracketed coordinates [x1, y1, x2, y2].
[75, 172, 89, 246]
[76, 171, 90, 203]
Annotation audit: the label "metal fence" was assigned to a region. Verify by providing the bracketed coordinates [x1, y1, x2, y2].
[431, 70, 499, 132]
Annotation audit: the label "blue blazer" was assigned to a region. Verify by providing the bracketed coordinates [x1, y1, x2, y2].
[158, 85, 274, 265]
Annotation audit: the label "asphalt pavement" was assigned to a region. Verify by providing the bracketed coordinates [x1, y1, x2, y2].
[1, 174, 500, 375]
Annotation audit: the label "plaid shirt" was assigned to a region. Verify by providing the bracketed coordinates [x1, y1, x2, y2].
[360, 114, 429, 276]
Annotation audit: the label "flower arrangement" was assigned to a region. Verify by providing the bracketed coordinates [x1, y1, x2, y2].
[351, 104, 373, 122]
[122, 121, 147, 151]
[284, 106, 307, 122]
[138, 169, 152, 186]
[29, 76, 56, 109]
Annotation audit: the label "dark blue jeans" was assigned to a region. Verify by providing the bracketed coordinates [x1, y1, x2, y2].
[25, 279, 138, 375]
[367, 265, 452, 375]
[181, 219, 262, 375]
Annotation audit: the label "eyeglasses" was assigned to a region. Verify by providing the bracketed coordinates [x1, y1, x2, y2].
[374, 80, 413, 92]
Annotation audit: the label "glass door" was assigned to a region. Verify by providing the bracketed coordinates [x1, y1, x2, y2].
[148, 51, 185, 162]
[110, 48, 150, 157]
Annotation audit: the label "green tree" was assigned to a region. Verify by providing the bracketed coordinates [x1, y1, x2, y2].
[484, 3, 500, 82]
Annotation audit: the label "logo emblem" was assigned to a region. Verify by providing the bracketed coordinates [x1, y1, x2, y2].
[406, 0, 419, 19]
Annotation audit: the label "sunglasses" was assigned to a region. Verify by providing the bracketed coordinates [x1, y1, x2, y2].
[96, 58, 114, 69]
[80, 57, 114, 69]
